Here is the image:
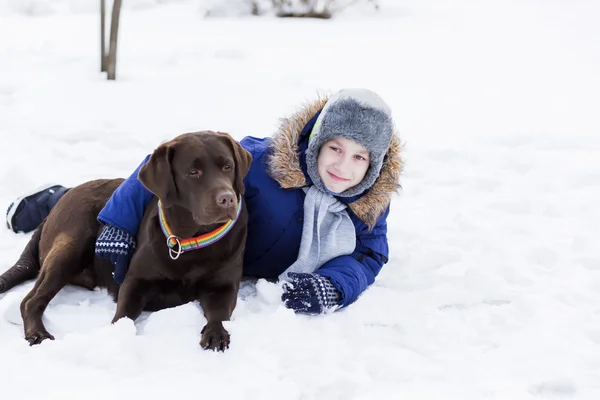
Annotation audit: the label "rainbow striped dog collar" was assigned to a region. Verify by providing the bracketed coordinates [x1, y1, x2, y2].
[157, 195, 243, 260]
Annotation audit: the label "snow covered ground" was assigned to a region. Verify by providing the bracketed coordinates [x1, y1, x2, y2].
[1, 0, 599, 398]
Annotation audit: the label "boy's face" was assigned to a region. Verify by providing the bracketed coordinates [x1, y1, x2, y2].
[317, 137, 370, 194]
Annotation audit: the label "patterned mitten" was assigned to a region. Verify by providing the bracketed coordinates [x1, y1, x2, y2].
[95, 224, 136, 284]
[281, 272, 341, 314]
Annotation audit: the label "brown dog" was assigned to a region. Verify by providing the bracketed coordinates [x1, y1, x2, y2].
[0, 131, 251, 350]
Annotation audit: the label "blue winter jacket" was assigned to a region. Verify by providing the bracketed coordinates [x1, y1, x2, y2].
[98, 101, 401, 308]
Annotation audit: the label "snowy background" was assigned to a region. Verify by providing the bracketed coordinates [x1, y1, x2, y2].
[1, 0, 600, 398]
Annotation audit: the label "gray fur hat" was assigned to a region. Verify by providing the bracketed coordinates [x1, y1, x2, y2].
[305, 88, 395, 197]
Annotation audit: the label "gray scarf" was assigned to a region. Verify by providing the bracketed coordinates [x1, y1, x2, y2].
[279, 186, 356, 281]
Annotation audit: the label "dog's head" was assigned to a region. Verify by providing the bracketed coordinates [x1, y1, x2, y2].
[138, 131, 252, 225]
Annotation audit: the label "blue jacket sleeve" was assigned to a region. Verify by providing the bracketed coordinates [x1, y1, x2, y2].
[97, 155, 155, 236]
[316, 206, 390, 308]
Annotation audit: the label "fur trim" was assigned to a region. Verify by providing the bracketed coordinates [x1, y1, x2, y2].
[267, 95, 403, 229]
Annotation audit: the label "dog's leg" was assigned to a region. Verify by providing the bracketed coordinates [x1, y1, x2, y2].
[198, 284, 238, 351]
[20, 234, 85, 345]
[111, 279, 155, 324]
[0, 220, 44, 294]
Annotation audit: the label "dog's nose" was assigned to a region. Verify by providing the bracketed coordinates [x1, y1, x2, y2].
[216, 192, 235, 208]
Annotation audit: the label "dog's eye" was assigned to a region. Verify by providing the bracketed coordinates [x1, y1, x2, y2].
[223, 164, 232, 171]
[187, 169, 201, 177]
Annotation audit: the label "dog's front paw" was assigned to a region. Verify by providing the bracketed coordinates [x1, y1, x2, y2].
[200, 322, 230, 352]
[25, 328, 55, 346]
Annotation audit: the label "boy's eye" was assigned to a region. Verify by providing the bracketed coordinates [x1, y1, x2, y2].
[187, 169, 201, 177]
[223, 164, 232, 171]
[330, 146, 341, 153]
[355, 155, 366, 161]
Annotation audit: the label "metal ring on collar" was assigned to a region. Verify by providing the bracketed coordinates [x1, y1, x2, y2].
[166, 235, 182, 260]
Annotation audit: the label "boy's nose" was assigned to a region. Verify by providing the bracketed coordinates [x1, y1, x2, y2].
[334, 155, 352, 170]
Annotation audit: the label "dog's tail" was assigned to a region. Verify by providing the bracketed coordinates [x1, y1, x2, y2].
[0, 220, 45, 294]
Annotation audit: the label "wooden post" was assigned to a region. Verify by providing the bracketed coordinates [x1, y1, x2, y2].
[100, 0, 106, 72]
[106, 0, 123, 81]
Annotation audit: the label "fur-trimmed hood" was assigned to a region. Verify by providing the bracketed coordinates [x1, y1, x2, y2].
[266, 95, 403, 229]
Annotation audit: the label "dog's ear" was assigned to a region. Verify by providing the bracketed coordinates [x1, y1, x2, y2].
[138, 143, 178, 207]
[217, 132, 252, 195]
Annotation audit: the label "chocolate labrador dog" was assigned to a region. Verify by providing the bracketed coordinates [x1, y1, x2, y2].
[0, 131, 251, 350]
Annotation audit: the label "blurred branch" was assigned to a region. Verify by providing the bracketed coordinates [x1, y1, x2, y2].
[270, 0, 378, 18]
[106, 0, 122, 80]
[100, 0, 106, 72]
[276, 10, 333, 19]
